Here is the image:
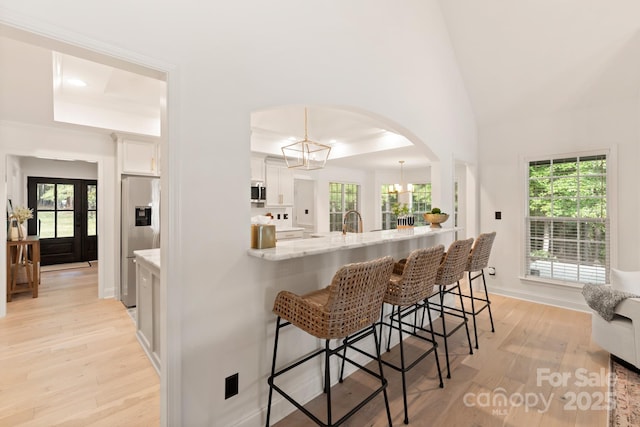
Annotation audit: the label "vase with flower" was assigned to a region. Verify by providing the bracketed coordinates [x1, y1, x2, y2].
[9, 206, 33, 240]
[392, 203, 415, 230]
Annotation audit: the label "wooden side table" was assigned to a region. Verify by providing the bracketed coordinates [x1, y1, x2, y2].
[6, 236, 40, 302]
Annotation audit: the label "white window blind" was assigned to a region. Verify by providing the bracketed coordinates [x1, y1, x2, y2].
[525, 154, 609, 285]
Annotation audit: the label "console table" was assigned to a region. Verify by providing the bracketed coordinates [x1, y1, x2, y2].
[6, 236, 40, 302]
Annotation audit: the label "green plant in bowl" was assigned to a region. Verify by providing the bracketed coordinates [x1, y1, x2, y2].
[423, 207, 449, 228]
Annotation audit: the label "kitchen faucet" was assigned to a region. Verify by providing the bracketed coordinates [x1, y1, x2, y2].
[342, 210, 363, 235]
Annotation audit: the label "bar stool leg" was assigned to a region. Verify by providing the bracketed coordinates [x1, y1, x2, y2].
[325, 340, 332, 426]
[438, 287, 451, 379]
[265, 317, 282, 427]
[396, 307, 409, 424]
[371, 324, 393, 427]
[425, 304, 444, 388]
[455, 281, 474, 355]
[339, 337, 347, 384]
[386, 305, 395, 352]
[468, 271, 479, 349]
[378, 308, 386, 353]
[482, 270, 496, 333]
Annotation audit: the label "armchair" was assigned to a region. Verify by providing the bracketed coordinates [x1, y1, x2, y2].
[590, 269, 640, 369]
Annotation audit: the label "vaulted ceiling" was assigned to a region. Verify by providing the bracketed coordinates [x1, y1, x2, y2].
[438, 0, 640, 126]
[2, 1, 640, 168]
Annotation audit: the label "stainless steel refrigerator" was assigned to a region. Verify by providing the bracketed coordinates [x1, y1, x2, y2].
[121, 175, 160, 308]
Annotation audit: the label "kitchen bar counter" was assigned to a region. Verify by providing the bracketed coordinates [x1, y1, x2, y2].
[248, 226, 457, 261]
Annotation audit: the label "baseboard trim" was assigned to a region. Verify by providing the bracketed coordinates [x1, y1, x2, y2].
[488, 286, 590, 313]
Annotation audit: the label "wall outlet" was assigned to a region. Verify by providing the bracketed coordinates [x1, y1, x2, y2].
[225, 373, 239, 399]
[488, 267, 496, 276]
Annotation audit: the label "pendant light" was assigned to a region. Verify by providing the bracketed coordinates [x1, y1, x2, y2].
[281, 107, 331, 170]
[388, 160, 413, 194]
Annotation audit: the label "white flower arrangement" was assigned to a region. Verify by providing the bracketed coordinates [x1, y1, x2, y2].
[11, 206, 33, 224]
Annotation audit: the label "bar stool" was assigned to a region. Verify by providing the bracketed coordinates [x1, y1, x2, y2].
[423, 238, 474, 379]
[463, 232, 497, 349]
[265, 256, 394, 427]
[378, 245, 445, 425]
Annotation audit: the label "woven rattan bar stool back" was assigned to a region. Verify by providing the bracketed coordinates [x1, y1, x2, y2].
[464, 231, 497, 349]
[265, 256, 394, 427]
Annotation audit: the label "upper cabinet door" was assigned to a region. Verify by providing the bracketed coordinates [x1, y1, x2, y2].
[265, 164, 293, 206]
[250, 157, 265, 182]
[122, 140, 160, 176]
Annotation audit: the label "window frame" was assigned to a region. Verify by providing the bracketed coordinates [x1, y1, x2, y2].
[329, 182, 360, 232]
[379, 183, 432, 230]
[523, 149, 612, 287]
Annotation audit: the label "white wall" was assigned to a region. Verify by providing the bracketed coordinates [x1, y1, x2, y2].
[20, 157, 97, 181]
[6, 154, 21, 206]
[0, 1, 477, 425]
[18, 158, 97, 210]
[0, 120, 118, 314]
[478, 99, 640, 310]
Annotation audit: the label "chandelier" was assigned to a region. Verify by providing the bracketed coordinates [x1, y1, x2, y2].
[388, 160, 414, 194]
[281, 107, 331, 170]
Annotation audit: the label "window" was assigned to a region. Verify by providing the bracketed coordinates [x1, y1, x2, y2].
[380, 187, 398, 230]
[526, 154, 608, 285]
[87, 184, 97, 236]
[329, 182, 360, 232]
[36, 182, 75, 238]
[411, 184, 432, 227]
[380, 184, 431, 229]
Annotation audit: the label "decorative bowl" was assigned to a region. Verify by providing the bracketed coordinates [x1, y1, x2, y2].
[423, 213, 449, 228]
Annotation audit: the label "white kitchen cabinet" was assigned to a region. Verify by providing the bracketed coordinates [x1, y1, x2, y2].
[250, 157, 265, 182]
[266, 164, 294, 206]
[135, 249, 161, 374]
[122, 139, 160, 176]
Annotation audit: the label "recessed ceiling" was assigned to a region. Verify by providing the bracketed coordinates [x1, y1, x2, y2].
[251, 105, 431, 171]
[52, 51, 166, 136]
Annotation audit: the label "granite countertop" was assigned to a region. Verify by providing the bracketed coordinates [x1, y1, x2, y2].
[248, 226, 457, 261]
[134, 248, 160, 271]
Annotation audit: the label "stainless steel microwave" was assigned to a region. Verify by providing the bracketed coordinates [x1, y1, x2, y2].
[251, 184, 266, 202]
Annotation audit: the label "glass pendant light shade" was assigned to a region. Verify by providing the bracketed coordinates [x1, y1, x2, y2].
[282, 107, 331, 170]
[388, 160, 413, 195]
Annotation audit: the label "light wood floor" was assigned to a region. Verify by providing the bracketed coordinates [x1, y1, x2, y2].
[274, 290, 610, 427]
[0, 263, 160, 426]
[1, 266, 610, 426]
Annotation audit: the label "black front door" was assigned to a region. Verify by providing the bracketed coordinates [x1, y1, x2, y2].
[27, 177, 98, 265]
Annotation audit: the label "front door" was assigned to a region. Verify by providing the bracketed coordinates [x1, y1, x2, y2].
[27, 177, 98, 265]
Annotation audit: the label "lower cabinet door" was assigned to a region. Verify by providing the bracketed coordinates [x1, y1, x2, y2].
[137, 266, 153, 349]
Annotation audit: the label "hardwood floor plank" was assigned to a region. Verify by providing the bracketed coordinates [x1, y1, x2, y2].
[273, 292, 608, 426]
[0, 264, 160, 426]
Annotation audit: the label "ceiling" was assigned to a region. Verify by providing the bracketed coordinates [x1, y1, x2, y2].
[0, 25, 166, 137]
[438, 0, 640, 126]
[250, 106, 431, 170]
[3, 1, 640, 169]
